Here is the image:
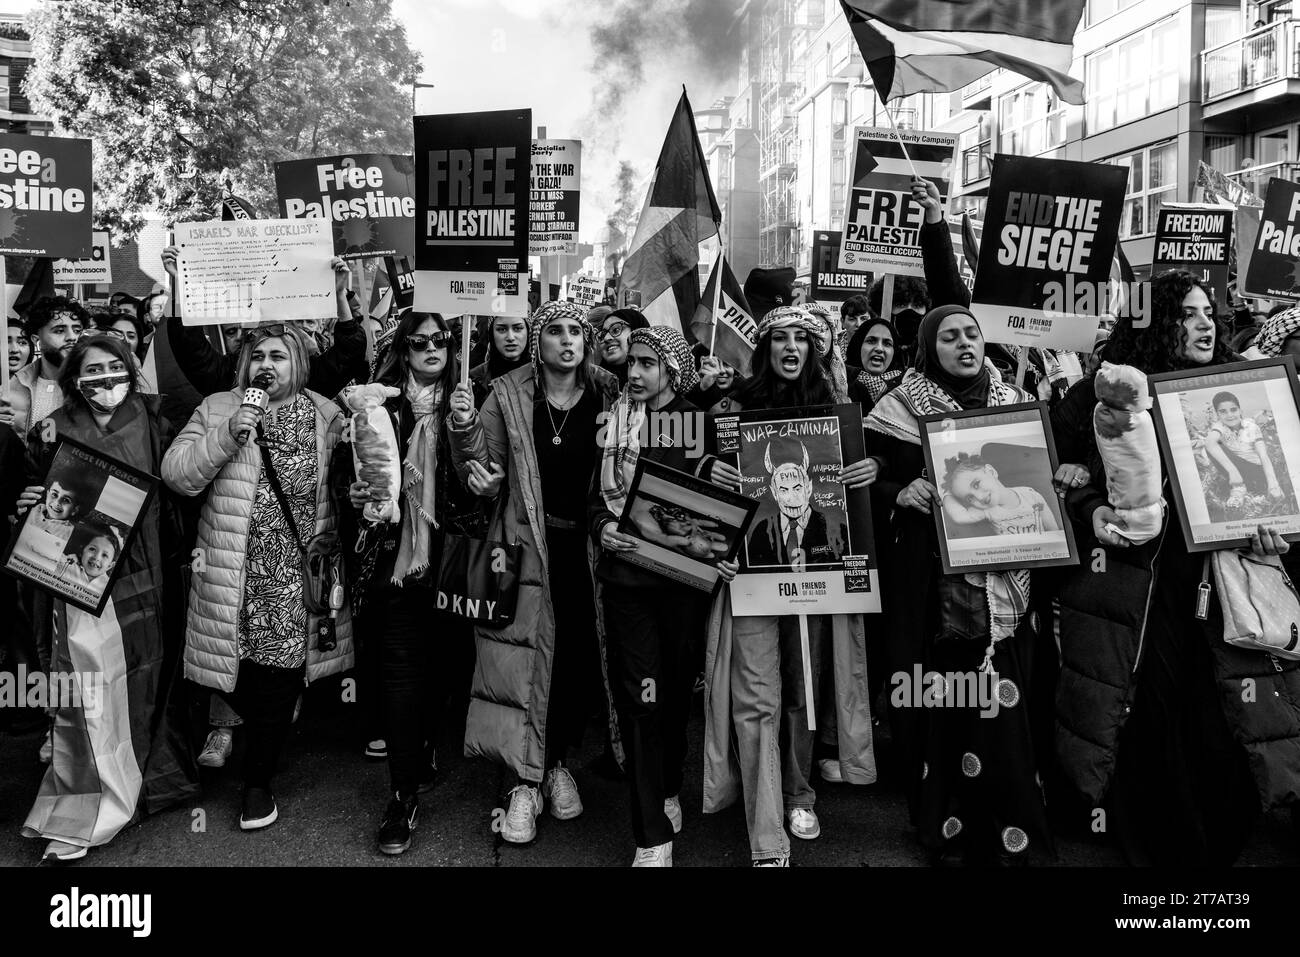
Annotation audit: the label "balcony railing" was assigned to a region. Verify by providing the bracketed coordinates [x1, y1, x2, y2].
[1202, 20, 1300, 101]
[1225, 160, 1300, 194]
[961, 140, 992, 185]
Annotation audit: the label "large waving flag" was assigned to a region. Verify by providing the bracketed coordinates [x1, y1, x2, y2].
[618, 90, 722, 333]
[691, 252, 757, 375]
[841, 0, 1087, 105]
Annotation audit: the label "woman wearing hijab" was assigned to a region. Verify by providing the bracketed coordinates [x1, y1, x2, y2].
[13, 333, 197, 862]
[344, 311, 480, 856]
[865, 304, 1051, 865]
[702, 305, 878, 866]
[1052, 270, 1300, 866]
[448, 301, 622, 845]
[467, 313, 531, 408]
[846, 317, 903, 415]
[590, 326, 737, 866]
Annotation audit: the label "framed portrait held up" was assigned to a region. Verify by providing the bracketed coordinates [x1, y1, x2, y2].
[919, 402, 1079, 575]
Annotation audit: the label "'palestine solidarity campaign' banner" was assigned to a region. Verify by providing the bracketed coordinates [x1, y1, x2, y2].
[276, 153, 416, 261]
[415, 109, 531, 317]
[529, 139, 581, 256]
[971, 155, 1127, 352]
[838, 127, 955, 278]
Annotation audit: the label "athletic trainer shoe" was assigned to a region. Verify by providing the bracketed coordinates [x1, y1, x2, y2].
[753, 856, 790, 867]
[239, 787, 278, 831]
[501, 784, 543, 844]
[377, 792, 419, 856]
[818, 758, 844, 783]
[787, 807, 821, 840]
[544, 765, 583, 820]
[43, 840, 87, 862]
[664, 795, 682, 834]
[198, 729, 233, 768]
[364, 738, 387, 760]
[632, 842, 673, 867]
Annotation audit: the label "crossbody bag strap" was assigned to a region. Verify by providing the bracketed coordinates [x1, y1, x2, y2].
[257, 423, 307, 557]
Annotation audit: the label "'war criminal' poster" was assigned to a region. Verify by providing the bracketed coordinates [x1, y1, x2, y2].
[415, 109, 531, 317]
[275, 153, 416, 261]
[970, 155, 1127, 352]
[838, 127, 955, 278]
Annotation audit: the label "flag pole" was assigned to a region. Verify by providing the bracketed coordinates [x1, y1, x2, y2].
[880, 97, 921, 179]
[708, 246, 723, 357]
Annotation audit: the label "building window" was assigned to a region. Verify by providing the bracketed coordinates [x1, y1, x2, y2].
[1106, 141, 1177, 239]
[1086, 18, 1179, 134]
[1086, 0, 1141, 26]
[997, 84, 1066, 156]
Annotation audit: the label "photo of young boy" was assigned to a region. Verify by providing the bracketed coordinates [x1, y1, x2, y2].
[56, 520, 125, 596]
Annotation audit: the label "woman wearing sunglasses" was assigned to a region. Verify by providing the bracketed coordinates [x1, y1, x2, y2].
[12, 333, 197, 862]
[162, 324, 353, 833]
[448, 300, 622, 845]
[343, 312, 481, 855]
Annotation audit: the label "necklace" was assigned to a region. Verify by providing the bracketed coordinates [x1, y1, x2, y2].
[545, 393, 576, 445]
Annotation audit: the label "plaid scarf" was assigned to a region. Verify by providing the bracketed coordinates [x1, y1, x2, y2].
[855, 367, 903, 404]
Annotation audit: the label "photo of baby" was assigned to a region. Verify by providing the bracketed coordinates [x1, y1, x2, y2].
[628, 500, 729, 561]
[939, 448, 1061, 540]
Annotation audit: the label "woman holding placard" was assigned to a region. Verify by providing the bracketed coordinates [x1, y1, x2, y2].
[1052, 270, 1300, 866]
[12, 332, 197, 863]
[864, 304, 1052, 866]
[702, 305, 878, 867]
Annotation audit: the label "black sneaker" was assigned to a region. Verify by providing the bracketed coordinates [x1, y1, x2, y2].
[377, 792, 419, 855]
[239, 787, 278, 831]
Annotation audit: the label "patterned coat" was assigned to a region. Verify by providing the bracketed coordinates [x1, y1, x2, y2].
[161, 389, 353, 691]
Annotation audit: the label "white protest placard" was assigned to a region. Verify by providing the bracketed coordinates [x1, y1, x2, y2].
[53, 230, 112, 285]
[529, 139, 581, 256]
[570, 275, 602, 308]
[175, 219, 334, 327]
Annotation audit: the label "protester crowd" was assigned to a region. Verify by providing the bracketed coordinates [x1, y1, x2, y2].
[2, 176, 1299, 868]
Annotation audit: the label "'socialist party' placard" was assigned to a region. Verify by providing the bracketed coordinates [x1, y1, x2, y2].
[714, 404, 880, 616]
[275, 153, 416, 261]
[971, 155, 1127, 352]
[838, 127, 955, 278]
[1152, 203, 1232, 310]
[415, 108, 531, 317]
[0, 132, 93, 259]
[529, 138, 581, 256]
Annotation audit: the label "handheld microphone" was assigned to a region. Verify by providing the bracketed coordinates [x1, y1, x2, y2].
[238, 371, 274, 445]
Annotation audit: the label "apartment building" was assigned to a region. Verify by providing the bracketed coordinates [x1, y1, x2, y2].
[715, 0, 1284, 284]
[0, 13, 51, 135]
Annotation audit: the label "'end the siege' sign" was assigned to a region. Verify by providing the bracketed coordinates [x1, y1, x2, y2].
[0, 133, 93, 259]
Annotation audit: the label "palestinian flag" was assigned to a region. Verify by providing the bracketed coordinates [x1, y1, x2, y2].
[690, 252, 757, 375]
[618, 90, 722, 333]
[841, 0, 1086, 105]
[221, 193, 257, 221]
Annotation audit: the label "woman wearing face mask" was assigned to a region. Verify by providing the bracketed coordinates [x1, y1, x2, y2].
[468, 313, 531, 408]
[1052, 270, 1300, 866]
[448, 301, 622, 845]
[865, 305, 1052, 865]
[11, 333, 198, 862]
[342, 312, 481, 855]
[703, 305, 878, 866]
[846, 317, 903, 414]
[162, 324, 353, 833]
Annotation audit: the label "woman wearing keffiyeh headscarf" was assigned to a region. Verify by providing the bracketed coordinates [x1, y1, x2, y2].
[343, 311, 481, 857]
[864, 304, 1052, 866]
[588, 326, 735, 866]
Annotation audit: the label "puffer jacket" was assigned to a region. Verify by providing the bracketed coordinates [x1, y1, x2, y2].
[161, 388, 353, 692]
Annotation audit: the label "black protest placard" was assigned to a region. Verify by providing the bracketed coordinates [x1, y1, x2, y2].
[838, 127, 955, 278]
[1152, 204, 1232, 310]
[415, 109, 531, 317]
[385, 255, 414, 310]
[810, 230, 871, 301]
[276, 153, 416, 261]
[971, 155, 1127, 352]
[1244, 178, 1300, 301]
[0, 133, 93, 258]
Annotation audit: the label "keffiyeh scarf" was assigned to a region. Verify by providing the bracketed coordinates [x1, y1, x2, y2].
[392, 374, 443, 584]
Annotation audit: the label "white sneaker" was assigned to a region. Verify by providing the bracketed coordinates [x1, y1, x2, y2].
[753, 856, 789, 867]
[664, 795, 682, 834]
[787, 807, 821, 840]
[197, 729, 233, 768]
[364, 738, 387, 760]
[632, 842, 673, 867]
[818, 758, 844, 783]
[501, 785, 543, 844]
[544, 765, 583, 820]
[43, 840, 87, 862]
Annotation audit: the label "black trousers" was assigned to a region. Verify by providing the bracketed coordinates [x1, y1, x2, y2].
[227, 659, 304, 790]
[602, 580, 703, 847]
[542, 527, 603, 770]
[381, 586, 475, 796]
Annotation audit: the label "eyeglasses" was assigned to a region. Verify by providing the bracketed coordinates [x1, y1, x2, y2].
[598, 321, 628, 340]
[407, 332, 451, 351]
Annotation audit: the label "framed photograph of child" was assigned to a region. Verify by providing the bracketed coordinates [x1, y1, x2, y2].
[2, 438, 159, 616]
[918, 402, 1079, 575]
[614, 459, 760, 592]
[1149, 357, 1300, 552]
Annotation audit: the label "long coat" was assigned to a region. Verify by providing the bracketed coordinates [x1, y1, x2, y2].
[448, 363, 621, 782]
[160, 388, 354, 692]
